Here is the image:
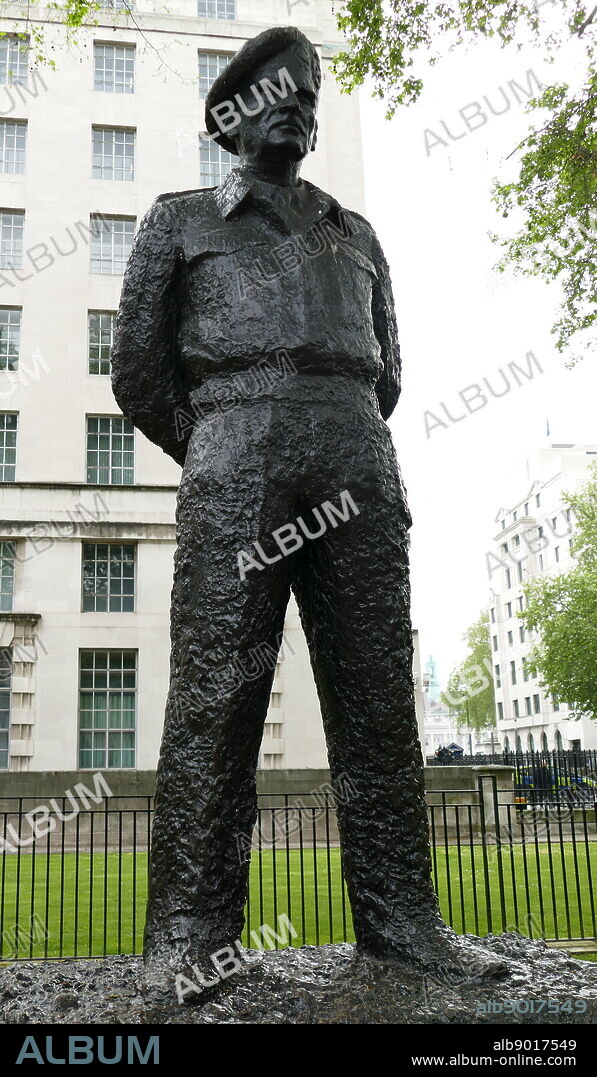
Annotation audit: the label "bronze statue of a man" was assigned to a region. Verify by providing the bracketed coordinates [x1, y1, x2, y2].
[112, 26, 503, 981]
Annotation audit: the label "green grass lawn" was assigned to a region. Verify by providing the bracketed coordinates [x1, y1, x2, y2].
[0, 842, 595, 960]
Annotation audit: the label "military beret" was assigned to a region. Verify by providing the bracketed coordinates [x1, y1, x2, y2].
[205, 25, 321, 154]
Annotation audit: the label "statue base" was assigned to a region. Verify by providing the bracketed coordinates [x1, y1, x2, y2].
[1, 934, 596, 1024]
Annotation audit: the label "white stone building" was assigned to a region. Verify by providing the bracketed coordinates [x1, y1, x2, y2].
[489, 444, 597, 754]
[0, 0, 370, 774]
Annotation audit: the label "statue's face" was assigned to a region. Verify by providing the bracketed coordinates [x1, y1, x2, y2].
[230, 46, 319, 164]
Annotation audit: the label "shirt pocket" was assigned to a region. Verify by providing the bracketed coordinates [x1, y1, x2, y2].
[336, 241, 378, 281]
[183, 230, 265, 265]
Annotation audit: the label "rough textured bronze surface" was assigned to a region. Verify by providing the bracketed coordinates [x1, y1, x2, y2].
[1, 939, 596, 1025]
[110, 26, 506, 979]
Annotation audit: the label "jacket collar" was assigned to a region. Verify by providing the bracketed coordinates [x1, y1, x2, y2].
[214, 168, 344, 228]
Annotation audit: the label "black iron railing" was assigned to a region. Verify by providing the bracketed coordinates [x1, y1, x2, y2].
[0, 776, 595, 960]
[427, 750, 597, 802]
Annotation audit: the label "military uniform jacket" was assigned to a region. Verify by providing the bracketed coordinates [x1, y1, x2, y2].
[111, 168, 402, 467]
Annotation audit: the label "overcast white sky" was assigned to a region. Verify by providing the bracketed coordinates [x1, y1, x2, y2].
[357, 32, 597, 688]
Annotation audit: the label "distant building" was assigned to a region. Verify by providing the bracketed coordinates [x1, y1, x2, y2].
[0, 0, 365, 774]
[489, 444, 597, 753]
[421, 654, 477, 757]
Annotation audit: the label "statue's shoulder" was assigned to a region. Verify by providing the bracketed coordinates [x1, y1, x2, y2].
[306, 183, 380, 252]
[154, 187, 217, 215]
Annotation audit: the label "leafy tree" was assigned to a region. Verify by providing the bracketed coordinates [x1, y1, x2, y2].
[441, 610, 496, 733]
[332, 1, 597, 360]
[521, 463, 597, 719]
[0, 2, 133, 67]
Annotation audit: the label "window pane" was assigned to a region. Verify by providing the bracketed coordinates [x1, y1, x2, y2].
[197, 0, 236, 18]
[78, 650, 137, 768]
[0, 210, 24, 270]
[90, 215, 135, 274]
[0, 412, 18, 481]
[0, 121, 27, 175]
[94, 43, 135, 94]
[86, 415, 135, 484]
[0, 36, 29, 86]
[199, 136, 236, 188]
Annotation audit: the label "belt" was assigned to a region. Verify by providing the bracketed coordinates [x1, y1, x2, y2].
[188, 371, 378, 414]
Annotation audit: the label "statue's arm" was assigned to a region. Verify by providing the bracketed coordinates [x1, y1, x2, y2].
[370, 232, 401, 422]
[111, 197, 190, 468]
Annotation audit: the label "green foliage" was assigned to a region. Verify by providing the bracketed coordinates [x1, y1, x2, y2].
[492, 71, 597, 361]
[0, 2, 133, 67]
[521, 464, 597, 719]
[332, 1, 596, 359]
[441, 610, 496, 733]
[333, 0, 545, 113]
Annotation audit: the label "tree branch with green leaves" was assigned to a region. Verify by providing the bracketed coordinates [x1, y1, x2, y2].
[332, 1, 596, 360]
[520, 463, 597, 719]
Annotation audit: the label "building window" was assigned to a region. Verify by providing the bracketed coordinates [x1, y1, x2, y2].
[497, 702, 504, 721]
[0, 541, 15, 611]
[265, 723, 283, 739]
[513, 510, 517, 521]
[0, 35, 28, 85]
[510, 660, 516, 685]
[78, 650, 136, 769]
[536, 493, 541, 507]
[82, 543, 135, 612]
[88, 311, 115, 375]
[261, 754, 282, 769]
[552, 696, 560, 712]
[494, 664, 501, 688]
[519, 626, 525, 643]
[92, 127, 135, 181]
[554, 546, 560, 562]
[0, 307, 20, 371]
[513, 698, 519, 718]
[501, 542, 508, 554]
[524, 502, 529, 515]
[533, 693, 541, 714]
[525, 696, 532, 715]
[555, 729, 563, 752]
[518, 596, 524, 611]
[538, 554, 544, 571]
[490, 607, 495, 623]
[541, 732, 548, 752]
[86, 416, 134, 485]
[199, 136, 235, 188]
[513, 534, 520, 547]
[492, 635, 498, 652]
[94, 43, 135, 94]
[90, 215, 135, 274]
[0, 120, 26, 174]
[523, 658, 530, 682]
[198, 0, 236, 18]
[505, 568, 512, 589]
[0, 210, 24, 269]
[517, 561, 524, 582]
[0, 648, 10, 769]
[198, 51, 232, 97]
[506, 601, 512, 618]
[565, 508, 571, 523]
[507, 630, 513, 645]
[0, 412, 17, 481]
